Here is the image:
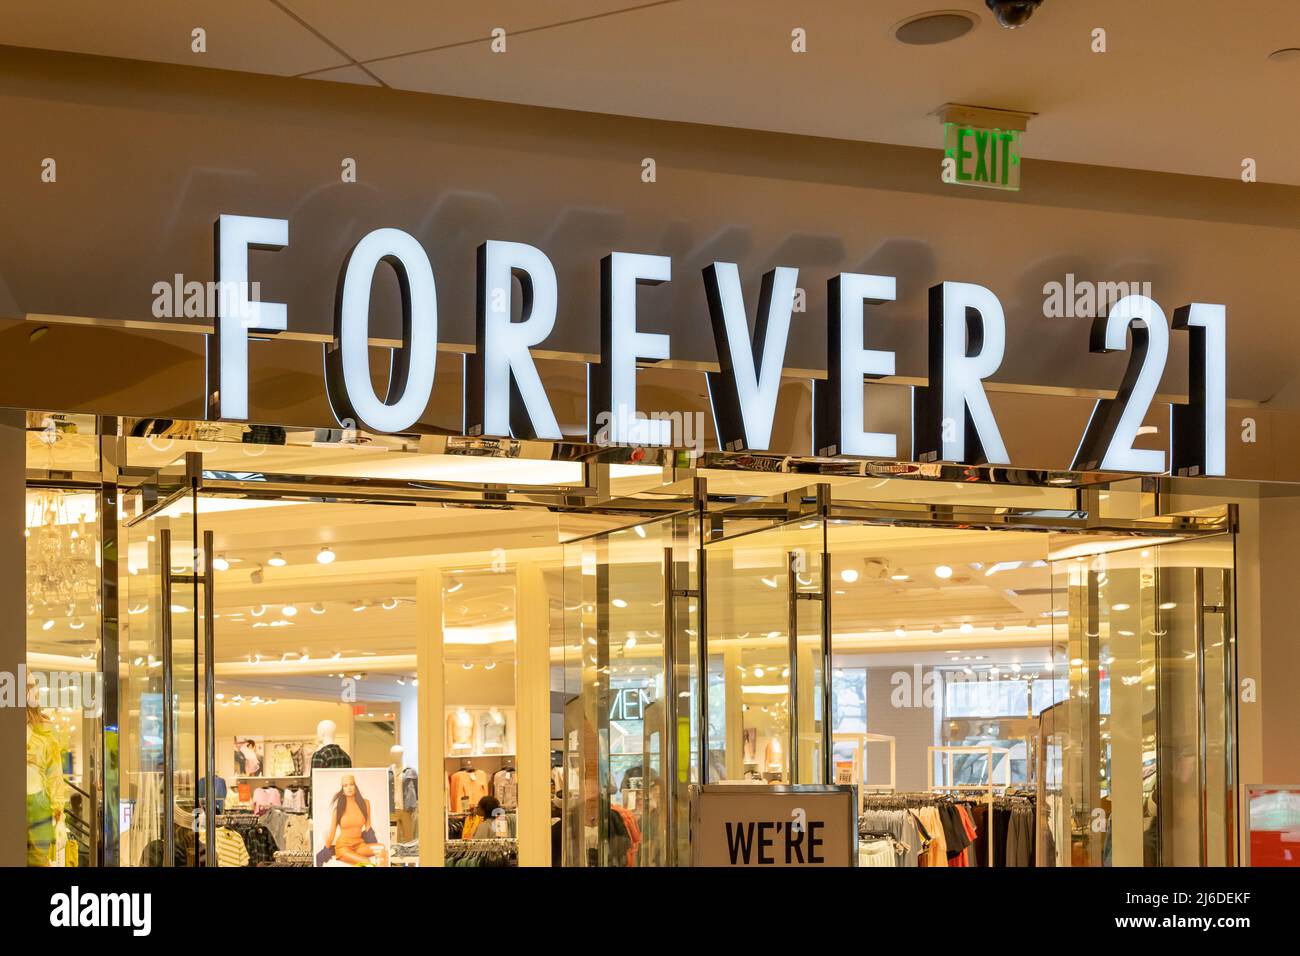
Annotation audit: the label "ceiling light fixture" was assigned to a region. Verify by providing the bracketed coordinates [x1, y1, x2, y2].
[840, 568, 859, 584]
[445, 578, 464, 594]
[892, 10, 978, 45]
[213, 553, 230, 571]
[382, 598, 399, 610]
[894, 626, 906, 638]
[316, 546, 335, 565]
[960, 622, 974, 634]
[267, 552, 286, 567]
[281, 605, 297, 617]
[890, 568, 910, 581]
[934, 565, 953, 579]
[310, 603, 325, 615]
[611, 598, 628, 608]
[250, 605, 266, 617]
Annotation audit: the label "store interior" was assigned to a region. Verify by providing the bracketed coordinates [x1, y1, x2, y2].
[24, 423, 1235, 867]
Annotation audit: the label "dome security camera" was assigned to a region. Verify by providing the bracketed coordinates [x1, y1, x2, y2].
[985, 0, 1043, 29]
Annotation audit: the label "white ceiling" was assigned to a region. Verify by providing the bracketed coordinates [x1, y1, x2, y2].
[3, 1, 1299, 183]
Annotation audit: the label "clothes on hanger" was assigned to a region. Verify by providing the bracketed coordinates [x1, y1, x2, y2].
[858, 791, 1041, 868]
[449, 767, 488, 813]
[199, 826, 251, 867]
[491, 767, 517, 809]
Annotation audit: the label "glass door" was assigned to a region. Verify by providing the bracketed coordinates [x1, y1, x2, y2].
[560, 508, 700, 866]
[118, 462, 210, 866]
[703, 487, 829, 786]
[1050, 531, 1237, 867]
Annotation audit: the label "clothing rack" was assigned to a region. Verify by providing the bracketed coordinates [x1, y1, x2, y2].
[927, 745, 1011, 867]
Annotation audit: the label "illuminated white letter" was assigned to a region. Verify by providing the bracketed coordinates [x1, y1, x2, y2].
[1172, 303, 1226, 477]
[590, 252, 672, 445]
[704, 263, 796, 452]
[815, 273, 897, 457]
[325, 228, 437, 434]
[916, 281, 1010, 465]
[467, 240, 561, 440]
[209, 214, 288, 420]
[1072, 294, 1169, 473]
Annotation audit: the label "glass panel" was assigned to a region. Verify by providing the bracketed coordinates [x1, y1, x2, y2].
[1052, 532, 1236, 867]
[705, 516, 825, 785]
[118, 485, 197, 866]
[25, 412, 100, 473]
[444, 566, 519, 865]
[559, 513, 693, 866]
[828, 521, 1055, 863]
[25, 487, 102, 867]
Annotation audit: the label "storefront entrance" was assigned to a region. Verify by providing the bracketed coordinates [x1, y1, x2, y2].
[560, 480, 1239, 867]
[26, 419, 1239, 869]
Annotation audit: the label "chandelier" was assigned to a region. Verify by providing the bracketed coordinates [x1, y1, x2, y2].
[27, 492, 99, 630]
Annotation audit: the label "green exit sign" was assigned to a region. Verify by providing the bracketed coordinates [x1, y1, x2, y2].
[936, 104, 1033, 193]
[944, 123, 1021, 190]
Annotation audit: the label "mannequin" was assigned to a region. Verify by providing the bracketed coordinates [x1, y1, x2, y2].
[310, 719, 352, 769]
[389, 744, 418, 841]
[26, 689, 68, 867]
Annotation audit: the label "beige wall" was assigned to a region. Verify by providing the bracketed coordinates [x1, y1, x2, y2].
[1257, 494, 1300, 785]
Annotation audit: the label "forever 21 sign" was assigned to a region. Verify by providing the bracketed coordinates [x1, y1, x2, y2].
[209, 214, 1227, 477]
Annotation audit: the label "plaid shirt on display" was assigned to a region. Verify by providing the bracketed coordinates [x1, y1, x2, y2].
[310, 744, 352, 769]
[243, 825, 277, 866]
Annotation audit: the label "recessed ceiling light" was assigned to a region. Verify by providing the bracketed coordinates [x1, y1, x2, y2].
[281, 605, 297, 617]
[960, 622, 974, 634]
[310, 603, 325, 615]
[894, 626, 906, 638]
[890, 569, 910, 581]
[612, 598, 628, 608]
[934, 565, 953, 579]
[316, 546, 335, 565]
[1111, 602, 1130, 611]
[840, 568, 859, 584]
[213, 553, 230, 571]
[267, 552, 287, 567]
[892, 10, 979, 46]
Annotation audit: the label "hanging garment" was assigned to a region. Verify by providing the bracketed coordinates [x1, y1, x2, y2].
[449, 769, 489, 813]
[252, 787, 282, 815]
[267, 744, 297, 778]
[243, 825, 277, 866]
[282, 813, 311, 854]
[196, 776, 228, 813]
[400, 767, 419, 812]
[859, 839, 899, 867]
[200, 826, 251, 867]
[492, 768, 518, 810]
